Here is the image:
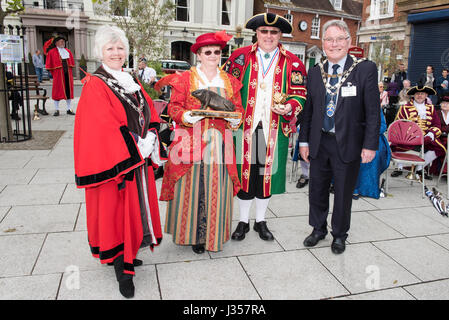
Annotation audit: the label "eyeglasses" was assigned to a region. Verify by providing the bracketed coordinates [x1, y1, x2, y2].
[257, 29, 281, 35]
[323, 36, 350, 44]
[202, 50, 222, 56]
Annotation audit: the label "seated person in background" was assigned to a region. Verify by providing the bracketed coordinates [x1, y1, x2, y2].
[390, 86, 446, 180]
[435, 95, 449, 171]
[398, 79, 411, 106]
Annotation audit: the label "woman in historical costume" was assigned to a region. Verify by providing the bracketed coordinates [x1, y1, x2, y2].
[160, 31, 243, 254]
[74, 26, 165, 298]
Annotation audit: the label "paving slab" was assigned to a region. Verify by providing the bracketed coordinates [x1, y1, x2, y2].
[0, 234, 46, 277]
[58, 265, 160, 300]
[268, 192, 309, 217]
[60, 183, 85, 204]
[0, 184, 67, 206]
[364, 188, 430, 210]
[347, 211, 404, 244]
[267, 216, 332, 251]
[239, 250, 349, 299]
[403, 279, 449, 300]
[0, 204, 79, 234]
[0, 274, 61, 300]
[24, 154, 74, 169]
[373, 237, 449, 282]
[140, 233, 211, 265]
[0, 154, 33, 169]
[335, 287, 415, 300]
[0, 206, 10, 221]
[311, 242, 419, 294]
[157, 257, 260, 300]
[33, 231, 102, 275]
[427, 233, 449, 251]
[369, 208, 449, 237]
[209, 219, 284, 259]
[0, 168, 38, 185]
[30, 168, 75, 184]
[75, 203, 86, 231]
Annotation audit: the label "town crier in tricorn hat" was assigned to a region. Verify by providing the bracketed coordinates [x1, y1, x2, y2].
[245, 12, 293, 34]
[223, 11, 306, 242]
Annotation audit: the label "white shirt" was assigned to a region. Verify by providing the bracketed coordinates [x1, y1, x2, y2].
[57, 47, 70, 59]
[414, 101, 427, 119]
[254, 47, 280, 142]
[195, 65, 224, 89]
[139, 66, 157, 84]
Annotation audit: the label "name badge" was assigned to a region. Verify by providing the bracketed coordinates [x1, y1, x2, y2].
[341, 83, 357, 97]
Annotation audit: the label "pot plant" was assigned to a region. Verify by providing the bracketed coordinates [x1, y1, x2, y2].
[79, 54, 87, 80]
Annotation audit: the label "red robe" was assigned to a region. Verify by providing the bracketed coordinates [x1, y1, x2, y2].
[45, 47, 75, 100]
[74, 73, 163, 276]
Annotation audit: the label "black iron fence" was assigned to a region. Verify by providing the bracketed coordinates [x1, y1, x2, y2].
[0, 25, 32, 143]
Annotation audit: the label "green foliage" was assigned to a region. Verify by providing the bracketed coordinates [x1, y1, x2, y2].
[147, 61, 164, 77]
[140, 81, 160, 100]
[80, 54, 87, 67]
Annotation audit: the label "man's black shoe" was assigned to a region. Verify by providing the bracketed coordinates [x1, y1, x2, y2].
[390, 169, 402, 177]
[231, 221, 249, 241]
[53, 110, 60, 116]
[67, 109, 76, 115]
[296, 175, 309, 189]
[192, 244, 205, 254]
[303, 231, 326, 247]
[253, 221, 274, 241]
[331, 237, 346, 254]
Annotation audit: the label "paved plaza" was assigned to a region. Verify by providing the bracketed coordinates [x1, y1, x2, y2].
[1, 95, 449, 300]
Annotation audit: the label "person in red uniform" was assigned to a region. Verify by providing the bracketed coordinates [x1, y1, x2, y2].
[74, 26, 165, 298]
[45, 35, 75, 116]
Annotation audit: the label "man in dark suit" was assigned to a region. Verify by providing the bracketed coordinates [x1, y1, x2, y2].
[299, 20, 380, 254]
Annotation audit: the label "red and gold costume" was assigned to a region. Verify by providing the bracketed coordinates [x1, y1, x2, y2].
[160, 67, 243, 251]
[74, 67, 163, 276]
[224, 43, 307, 197]
[45, 47, 75, 100]
[394, 102, 446, 162]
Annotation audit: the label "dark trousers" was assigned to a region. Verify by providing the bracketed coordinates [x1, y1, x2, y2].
[308, 132, 360, 240]
[237, 123, 271, 200]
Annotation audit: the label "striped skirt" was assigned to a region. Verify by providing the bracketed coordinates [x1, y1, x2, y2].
[164, 129, 234, 252]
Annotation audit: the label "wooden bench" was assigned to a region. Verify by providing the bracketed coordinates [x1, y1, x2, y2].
[13, 75, 49, 115]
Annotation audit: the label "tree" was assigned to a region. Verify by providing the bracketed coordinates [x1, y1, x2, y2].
[370, 35, 402, 82]
[0, 0, 24, 141]
[95, 0, 175, 61]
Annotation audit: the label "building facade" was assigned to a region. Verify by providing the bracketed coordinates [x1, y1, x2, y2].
[254, 0, 363, 70]
[3, 0, 254, 78]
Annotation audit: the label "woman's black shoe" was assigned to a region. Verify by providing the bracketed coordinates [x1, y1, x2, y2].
[119, 278, 135, 298]
[192, 244, 205, 254]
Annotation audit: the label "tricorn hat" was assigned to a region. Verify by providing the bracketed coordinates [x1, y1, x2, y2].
[245, 13, 292, 34]
[53, 35, 67, 43]
[406, 85, 437, 96]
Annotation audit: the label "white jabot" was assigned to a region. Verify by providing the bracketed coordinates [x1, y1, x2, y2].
[442, 111, 449, 125]
[57, 47, 70, 59]
[102, 63, 141, 94]
[414, 101, 427, 119]
[196, 65, 224, 89]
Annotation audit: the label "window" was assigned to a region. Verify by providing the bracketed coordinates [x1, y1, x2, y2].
[369, 0, 394, 20]
[311, 16, 320, 39]
[332, 0, 342, 10]
[221, 0, 231, 26]
[44, 0, 62, 10]
[296, 54, 304, 62]
[284, 11, 293, 25]
[176, 0, 190, 22]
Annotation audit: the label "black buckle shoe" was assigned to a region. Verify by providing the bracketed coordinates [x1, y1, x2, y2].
[67, 109, 75, 115]
[253, 221, 274, 241]
[118, 278, 135, 298]
[231, 221, 250, 241]
[390, 169, 402, 177]
[192, 244, 205, 254]
[331, 237, 346, 254]
[53, 110, 60, 116]
[303, 231, 326, 247]
[296, 175, 309, 189]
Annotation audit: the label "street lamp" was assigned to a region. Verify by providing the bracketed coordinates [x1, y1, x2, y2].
[234, 25, 243, 48]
